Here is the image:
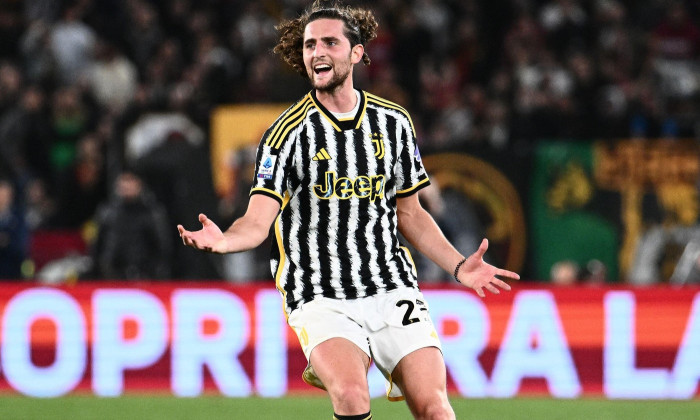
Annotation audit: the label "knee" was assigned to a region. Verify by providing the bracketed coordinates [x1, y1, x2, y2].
[413, 399, 455, 420]
[329, 382, 370, 412]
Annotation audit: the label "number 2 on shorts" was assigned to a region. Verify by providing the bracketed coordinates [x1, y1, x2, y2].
[396, 299, 420, 326]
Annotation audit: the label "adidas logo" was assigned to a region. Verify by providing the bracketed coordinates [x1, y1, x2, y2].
[312, 148, 333, 161]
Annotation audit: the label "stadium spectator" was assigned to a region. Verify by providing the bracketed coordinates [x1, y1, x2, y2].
[0, 179, 29, 280]
[412, 0, 452, 54]
[48, 85, 97, 177]
[0, 84, 53, 185]
[123, 1, 164, 77]
[538, 0, 588, 58]
[85, 38, 138, 113]
[0, 62, 23, 115]
[648, 1, 699, 137]
[134, 130, 220, 280]
[550, 259, 580, 286]
[650, 1, 700, 62]
[233, 2, 278, 59]
[24, 178, 54, 230]
[19, 20, 56, 85]
[0, 0, 23, 58]
[48, 2, 96, 85]
[51, 133, 108, 229]
[90, 170, 170, 280]
[565, 51, 599, 139]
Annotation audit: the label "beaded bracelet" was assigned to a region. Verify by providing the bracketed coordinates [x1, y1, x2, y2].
[453, 257, 467, 283]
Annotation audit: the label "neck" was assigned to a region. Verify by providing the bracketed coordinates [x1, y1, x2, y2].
[314, 78, 357, 113]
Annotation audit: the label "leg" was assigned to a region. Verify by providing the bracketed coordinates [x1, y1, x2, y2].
[310, 337, 372, 416]
[392, 347, 455, 420]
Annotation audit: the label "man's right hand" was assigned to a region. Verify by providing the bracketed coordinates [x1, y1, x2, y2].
[177, 194, 281, 255]
[177, 213, 228, 253]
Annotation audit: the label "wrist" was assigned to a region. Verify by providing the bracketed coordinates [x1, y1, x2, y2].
[453, 257, 467, 283]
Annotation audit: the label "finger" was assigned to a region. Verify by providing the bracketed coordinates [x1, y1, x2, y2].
[177, 225, 186, 235]
[473, 238, 489, 259]
[496, 269, 520, 280]
[485, 284, 500, 294]
[492, 278, 512, 290]
[474, 286, 485, 298]
[199, 213, 211, 226]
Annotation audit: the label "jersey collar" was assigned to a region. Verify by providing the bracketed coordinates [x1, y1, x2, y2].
[310, 89, 367, 132]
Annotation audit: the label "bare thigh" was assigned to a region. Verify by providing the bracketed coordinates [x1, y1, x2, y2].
[392, 347, 455, 419]
[309, 337, 372, 415]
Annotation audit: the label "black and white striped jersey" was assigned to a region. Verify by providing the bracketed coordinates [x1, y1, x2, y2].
[250, 89, 430, 315]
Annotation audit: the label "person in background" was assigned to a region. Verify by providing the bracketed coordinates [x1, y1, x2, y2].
[550, 259, 580, 286]
[91, 171, 170, 280]
[0, 179, 29, 279]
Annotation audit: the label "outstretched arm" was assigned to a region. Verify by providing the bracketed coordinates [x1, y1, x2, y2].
[397, 193, 519, 297]
[177, 194, 281, 254]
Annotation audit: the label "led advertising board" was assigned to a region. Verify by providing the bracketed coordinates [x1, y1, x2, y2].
[0, 284, 698, 399]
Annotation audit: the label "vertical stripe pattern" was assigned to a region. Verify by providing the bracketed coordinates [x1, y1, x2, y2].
[250, 91, 430, 315]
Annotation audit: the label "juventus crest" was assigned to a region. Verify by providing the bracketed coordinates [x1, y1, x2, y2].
[371, 132, 385, 159]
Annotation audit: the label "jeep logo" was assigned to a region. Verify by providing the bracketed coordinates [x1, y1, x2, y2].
[313, 171, 385, 201]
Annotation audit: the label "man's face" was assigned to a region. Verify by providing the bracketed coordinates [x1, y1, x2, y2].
[116, 173, 142, 202]
[303, 18, 362, 93]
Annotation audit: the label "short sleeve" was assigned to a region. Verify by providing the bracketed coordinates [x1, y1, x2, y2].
[249, 128, 292, 205]
[395, 120, 430, 197]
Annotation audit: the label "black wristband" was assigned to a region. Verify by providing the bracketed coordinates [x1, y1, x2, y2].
[453, 257, 467, 283]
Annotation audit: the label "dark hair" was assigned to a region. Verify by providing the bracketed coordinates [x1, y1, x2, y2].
[273, 0, 378, 78]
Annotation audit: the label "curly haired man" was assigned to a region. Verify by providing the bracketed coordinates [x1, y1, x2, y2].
[178, 1, 518, 418]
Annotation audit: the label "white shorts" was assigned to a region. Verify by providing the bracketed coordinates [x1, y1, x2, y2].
[287, 287, 442, 400]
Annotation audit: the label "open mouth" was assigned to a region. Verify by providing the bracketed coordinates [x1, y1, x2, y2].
[313, 63, 332, 76]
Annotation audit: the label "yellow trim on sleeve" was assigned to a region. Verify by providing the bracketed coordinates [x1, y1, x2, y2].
[397, 177, 430, 195]
[250, 187, 284, 202]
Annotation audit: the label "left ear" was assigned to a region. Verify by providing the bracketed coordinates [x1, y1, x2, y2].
[351, 44, 364, 64]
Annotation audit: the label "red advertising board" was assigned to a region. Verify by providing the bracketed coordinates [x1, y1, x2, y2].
[0, 282, 698, 399]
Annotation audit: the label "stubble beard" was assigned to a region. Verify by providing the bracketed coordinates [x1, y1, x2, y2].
[309, 63, 351, 94]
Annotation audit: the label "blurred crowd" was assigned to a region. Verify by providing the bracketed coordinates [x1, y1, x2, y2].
[0, 0, 698, 282]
